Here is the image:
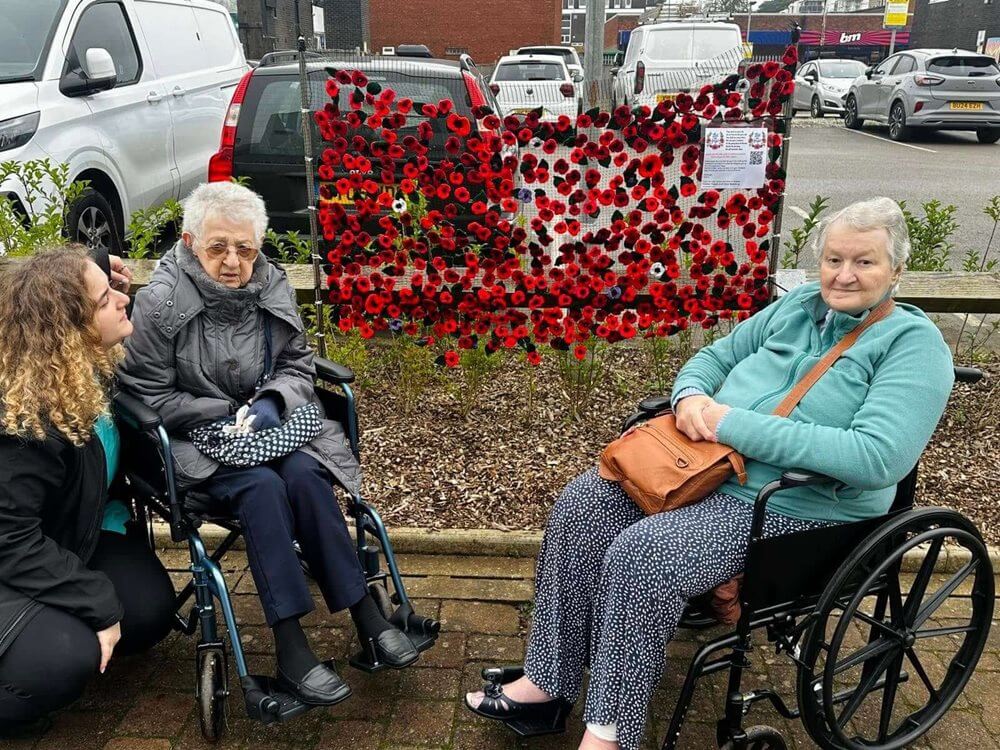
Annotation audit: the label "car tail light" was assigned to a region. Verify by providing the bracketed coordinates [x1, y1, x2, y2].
[914, 74, 944, 86]
[560, 82, 575, 98]
[634, 61, 645, 95]
[489, 83, 500, 95]
[463, 72, 498, 137]
[208, 69, 254, 182]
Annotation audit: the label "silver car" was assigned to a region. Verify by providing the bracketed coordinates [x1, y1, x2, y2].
[793, 59, 867, 117]
[844, 48, 1000, 143]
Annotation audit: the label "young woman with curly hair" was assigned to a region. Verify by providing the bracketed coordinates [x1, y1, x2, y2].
[0, 247, 175, 734]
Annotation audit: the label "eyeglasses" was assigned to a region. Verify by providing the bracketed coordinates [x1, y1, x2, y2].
[202, 240, 259, 261]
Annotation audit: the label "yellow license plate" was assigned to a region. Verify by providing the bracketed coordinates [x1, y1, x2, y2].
[319, 184, 354, 205]
[950, 101, 984, 110]
[656, 93, 676, 104]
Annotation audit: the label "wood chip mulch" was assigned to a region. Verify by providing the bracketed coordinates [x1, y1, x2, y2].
[349, 346, 1000, 544]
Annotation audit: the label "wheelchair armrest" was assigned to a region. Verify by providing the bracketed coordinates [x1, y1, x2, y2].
[954, 366, 983, 384]
[113, 391, 162, 432]
[779, 469, 836, 489]
[638, 394, 672, 413]
[315, 356, 355, 385]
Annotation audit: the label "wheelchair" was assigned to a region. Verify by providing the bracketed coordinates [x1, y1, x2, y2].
[112, 357, 440, 742]
[484, 365, 994, 750]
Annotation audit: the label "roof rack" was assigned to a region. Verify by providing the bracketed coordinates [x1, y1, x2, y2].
[257, 49, 325, 67]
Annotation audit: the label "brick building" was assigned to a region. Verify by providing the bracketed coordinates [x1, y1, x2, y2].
[731, 11, 911, 62]
[236, 0, 314, 59]
[323, 0, 370, 51]
[561, 0, 652, 47]
[362, 0, 562, 66]
[910, 0, 1000, 58]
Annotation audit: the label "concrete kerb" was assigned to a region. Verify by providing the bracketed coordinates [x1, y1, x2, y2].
[151, 521, 999, 574]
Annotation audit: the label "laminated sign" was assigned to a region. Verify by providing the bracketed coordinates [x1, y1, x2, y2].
[701, 127, 768, 190]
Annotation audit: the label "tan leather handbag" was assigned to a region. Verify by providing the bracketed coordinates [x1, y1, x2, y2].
[598, 299, 895, 517]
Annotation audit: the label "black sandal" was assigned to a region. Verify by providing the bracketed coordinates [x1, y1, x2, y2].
[464, 665, 572, 737]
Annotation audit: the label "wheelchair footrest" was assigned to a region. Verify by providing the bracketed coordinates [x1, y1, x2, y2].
[349, 608, 440, 674]
[239, 674, 316, 725]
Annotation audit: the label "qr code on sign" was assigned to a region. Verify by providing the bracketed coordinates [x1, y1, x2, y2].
[749, 151, 763, 165]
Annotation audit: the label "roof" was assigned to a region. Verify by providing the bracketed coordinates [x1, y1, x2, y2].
[254, 56, 465, 76]
[906, 48, 986, 58]
[496, 54, 568, 65]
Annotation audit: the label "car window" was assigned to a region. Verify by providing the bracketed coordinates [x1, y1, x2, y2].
[891, 56, 915, 75]
[873, 57, 897, 76]
[133, 1, 201, 77]
[237, 70, 474, 162]
[494, 62, 565, 82]
[927, 56, 1000, 77]
[645, 28, 740, 62]
[799, 63, 814, 77]
[65, 1, 141, 86]
[193, 7, 241, 69]
[519, 48, 575, 65]
[623, 31, 642, 66]
[0, 0, 66, 82]
[818, 60, 866, 78]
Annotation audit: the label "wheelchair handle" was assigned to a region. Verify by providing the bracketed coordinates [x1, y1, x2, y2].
[954, 366, 983, 384]
[113, 391, 162, 431]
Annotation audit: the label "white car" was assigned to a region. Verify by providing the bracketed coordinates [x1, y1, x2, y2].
[489, 54, 581, 121]
[793, 59, 867, 117]
[612, 21, 743, 110]
[0, 0, 248, 254]
[515, 45, 584, 82]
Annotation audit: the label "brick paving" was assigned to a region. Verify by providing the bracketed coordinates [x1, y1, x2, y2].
[7, 550, 999, 750]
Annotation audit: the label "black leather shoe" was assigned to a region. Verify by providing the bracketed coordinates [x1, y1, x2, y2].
[463, 666, 571, 736]
[373, 628, 419, 668]
[276, 662, 352, 706]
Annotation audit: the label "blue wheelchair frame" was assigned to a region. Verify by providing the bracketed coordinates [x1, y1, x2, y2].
[114, 357, 439, 738]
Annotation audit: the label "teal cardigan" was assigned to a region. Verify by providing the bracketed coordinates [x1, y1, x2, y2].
[670, 282, 954, 523]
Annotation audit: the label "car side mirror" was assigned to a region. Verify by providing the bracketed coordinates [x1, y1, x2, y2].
[804, 72, 818, 83]
[60, 47, 117, 97]
[614, 52, 625, 67]
[865, 67, 874, 79]
[572, 71, 584, 83]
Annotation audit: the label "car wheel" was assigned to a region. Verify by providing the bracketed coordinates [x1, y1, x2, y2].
[888, 101, 911, 142]
[810, 95, 824, 118]
[66, 187, 124, 255]
[976, 128, 1000, 144]
[844, 95, 863, 130]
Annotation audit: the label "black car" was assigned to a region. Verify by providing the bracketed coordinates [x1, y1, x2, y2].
[208, 53, 502, 233]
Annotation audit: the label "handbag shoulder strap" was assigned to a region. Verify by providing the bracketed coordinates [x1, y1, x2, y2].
[772, 298, 895, 418]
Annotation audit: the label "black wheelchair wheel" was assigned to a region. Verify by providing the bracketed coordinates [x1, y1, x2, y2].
[720, 725, 788, 749]
[197, 647, 228, 743]
[796, 508, 993, 750]
[369, 580, 394, 620]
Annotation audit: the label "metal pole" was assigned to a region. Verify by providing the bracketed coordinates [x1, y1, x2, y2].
[293, 0, 327, 357]
[819, 0, 829, 58]
[888, 28, 897, 55]
[767, 23, 800, 301]
[583, 0, 606, 109]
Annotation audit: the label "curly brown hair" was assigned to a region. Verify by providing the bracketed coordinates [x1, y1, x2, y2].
[0, 246, 122, 445]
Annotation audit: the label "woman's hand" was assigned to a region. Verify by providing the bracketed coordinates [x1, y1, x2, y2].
[674, 395, 718, 442]
[108, 255, 132, 293]
[96, 621, 121, 673]
[247, 394, 282, 431]
[701, 403, 732, 442]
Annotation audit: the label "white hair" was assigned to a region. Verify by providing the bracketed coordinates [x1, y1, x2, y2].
[813, 197, 910, 291]
[181, 182, 268, 245]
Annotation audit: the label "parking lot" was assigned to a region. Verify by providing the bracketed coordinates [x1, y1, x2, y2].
[783, 118, 1000, 267]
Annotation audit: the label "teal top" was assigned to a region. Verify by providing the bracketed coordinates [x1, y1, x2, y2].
[671, 282, 954, 523]
[94, 414, 129, 535]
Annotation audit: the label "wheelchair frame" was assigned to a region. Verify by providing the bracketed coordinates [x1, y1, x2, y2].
[114, 357, 440, 741]
[653, 366, 995, 750]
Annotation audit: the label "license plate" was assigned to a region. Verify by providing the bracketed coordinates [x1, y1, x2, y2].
[318, 183, 354, 205]
[656, 93, 676, 104]
[950, 101, 984, 111]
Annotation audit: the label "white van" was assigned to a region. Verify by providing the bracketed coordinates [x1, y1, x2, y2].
[0, 0, 248, 254]
[612, 21, 743, 110]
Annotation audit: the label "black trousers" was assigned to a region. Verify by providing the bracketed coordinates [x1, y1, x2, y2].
[0, 527, 176, 726]
[197, 450, 368, 627]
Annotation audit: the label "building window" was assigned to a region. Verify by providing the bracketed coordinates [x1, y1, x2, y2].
[445, 46, 469, 56]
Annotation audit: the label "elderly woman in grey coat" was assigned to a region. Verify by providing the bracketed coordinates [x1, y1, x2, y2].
[119, 182, 417, 708]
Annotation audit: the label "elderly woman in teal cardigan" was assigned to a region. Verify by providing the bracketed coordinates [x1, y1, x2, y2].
[465, 197, 955, 750]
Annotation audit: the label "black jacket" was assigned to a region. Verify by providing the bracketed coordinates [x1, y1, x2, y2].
[0, 427, 123, 657]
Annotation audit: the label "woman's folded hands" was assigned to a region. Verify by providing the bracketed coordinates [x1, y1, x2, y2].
[246, 394, 283, 431]
[674, 395, 731, 443]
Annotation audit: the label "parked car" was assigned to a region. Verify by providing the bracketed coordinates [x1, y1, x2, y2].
[515, 45, 583, 82]
[844, 49, 1000, 143]
[611, 21, 743, 110]
[0, 0, 248, 254]
[489, 54, 581, 121]
[793, 58, 867, 118]
[215, 54, 504, 232]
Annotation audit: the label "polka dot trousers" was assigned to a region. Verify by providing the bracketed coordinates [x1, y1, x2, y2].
[523, 468, 830, 750]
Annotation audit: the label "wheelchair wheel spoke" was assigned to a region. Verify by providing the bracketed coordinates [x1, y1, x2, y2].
[904, 647, 940, 701]
[877, 651, 905, 742]
[836, 648, 898, 729]
[903, 538, 944, 622]
[832, 637, 896, 677]
[914, 624, 977, 639]
[913, 561, 978, 629]
[850, 608, 899, 639]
